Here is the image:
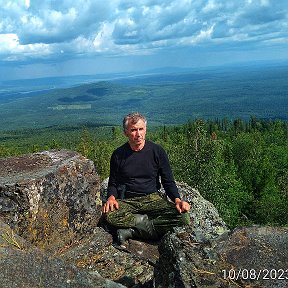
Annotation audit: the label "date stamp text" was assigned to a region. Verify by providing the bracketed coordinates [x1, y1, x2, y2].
[222, 268, 288, 281]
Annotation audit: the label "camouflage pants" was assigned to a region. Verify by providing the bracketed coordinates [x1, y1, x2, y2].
[104, 192, 190, 236]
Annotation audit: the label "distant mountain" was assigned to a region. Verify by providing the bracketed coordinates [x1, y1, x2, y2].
[0, 63, 287, 131]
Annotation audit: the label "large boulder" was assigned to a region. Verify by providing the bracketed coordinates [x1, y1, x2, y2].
[58, 226, 156, 287]
[171, 182, 229, 240]
[0, 150, 102, 252]
[155, 226, 288, 288]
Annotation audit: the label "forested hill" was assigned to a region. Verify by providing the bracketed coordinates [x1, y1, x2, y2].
[0, 64, 287, 131]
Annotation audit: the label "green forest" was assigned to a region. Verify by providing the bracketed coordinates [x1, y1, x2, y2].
[1, 116, 287, 229]
[1, 65, 288, 132]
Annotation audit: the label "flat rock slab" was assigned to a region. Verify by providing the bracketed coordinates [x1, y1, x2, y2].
[0, 249, 124, 288]
[0, 152, 52, 178]
[125, 239, 160, 265]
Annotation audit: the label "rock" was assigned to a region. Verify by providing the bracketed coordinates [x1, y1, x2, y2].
[58, 227, 156, 287]
[0, 151, 156, 287]
[59, 227, 114, 264]
[0, 150, 102, 252]
[155, 226, 288, 288]
[166, 182, 229, 240]
[0, 219, 32, 250]
[123, 239, 160, 266]
[214, 226, 288, 288]
[83, 242, 155, 287]
[2, 151, 286, 288]
[0, 220, 125, 288]
[1, 208, 150, 288]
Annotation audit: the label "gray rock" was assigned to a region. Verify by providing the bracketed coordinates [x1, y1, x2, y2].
[0, 150, 102, 252]
[214, 226, 288, 288]
[165, 182, 229, 240]
[2, 151, 287, 288]
[0, 219, 125, 288]
[155, 226, 288, 288]
[0, 219, 32, 250]
[58, 226, 156, 287]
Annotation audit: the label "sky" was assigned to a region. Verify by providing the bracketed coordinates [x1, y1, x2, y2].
[0, 0, 288, 80]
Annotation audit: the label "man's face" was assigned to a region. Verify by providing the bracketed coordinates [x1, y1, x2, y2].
[125, 119, 147, 148]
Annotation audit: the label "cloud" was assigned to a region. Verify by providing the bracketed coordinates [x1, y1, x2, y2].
[19, 1, 113, 45]
[0, 0, 287, 66]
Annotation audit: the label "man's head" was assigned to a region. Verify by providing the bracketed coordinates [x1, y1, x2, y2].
[123, 112, 147, 151]
[123, 112, 147, 132]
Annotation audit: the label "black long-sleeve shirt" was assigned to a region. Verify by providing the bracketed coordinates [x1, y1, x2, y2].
[107, 140, 180, 201]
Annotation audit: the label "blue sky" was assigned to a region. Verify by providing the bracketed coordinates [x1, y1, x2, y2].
[0, 0, 287, 80]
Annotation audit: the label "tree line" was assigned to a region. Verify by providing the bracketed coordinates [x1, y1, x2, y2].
[1, 117, 287, 228]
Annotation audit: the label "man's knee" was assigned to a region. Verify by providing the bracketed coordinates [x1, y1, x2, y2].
[180, 212, 190, 226]
[103, 210, 118, 226]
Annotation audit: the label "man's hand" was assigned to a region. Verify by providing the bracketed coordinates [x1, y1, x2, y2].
[102, 195, 119, 213]
[175, 198, 190, 213]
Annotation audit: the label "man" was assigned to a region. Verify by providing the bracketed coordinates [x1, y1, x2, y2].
[102, 112, 190, 245]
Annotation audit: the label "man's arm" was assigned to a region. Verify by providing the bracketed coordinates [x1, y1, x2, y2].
[158, 146, 180, 201]
[106, 151, 119, 199]
[157, 146, 191, 213]
[103, 150, 120, 213]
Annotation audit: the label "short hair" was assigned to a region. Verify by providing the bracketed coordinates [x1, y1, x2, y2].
[123, 112, 147, 132]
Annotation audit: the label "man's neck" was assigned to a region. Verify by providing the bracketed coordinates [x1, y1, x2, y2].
[129, 140, 146, 151]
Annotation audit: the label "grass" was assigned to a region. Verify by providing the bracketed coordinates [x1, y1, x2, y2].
[0, 229, 22, 249]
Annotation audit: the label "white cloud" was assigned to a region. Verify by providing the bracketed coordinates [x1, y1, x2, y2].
[25, 0, 30, 9]
[93, 22, 115, 52]
[0, 32, 51, 62]
[0, 0, 287, 64]
[0, 34, 20, 59]
[203, 0, 220, 13]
